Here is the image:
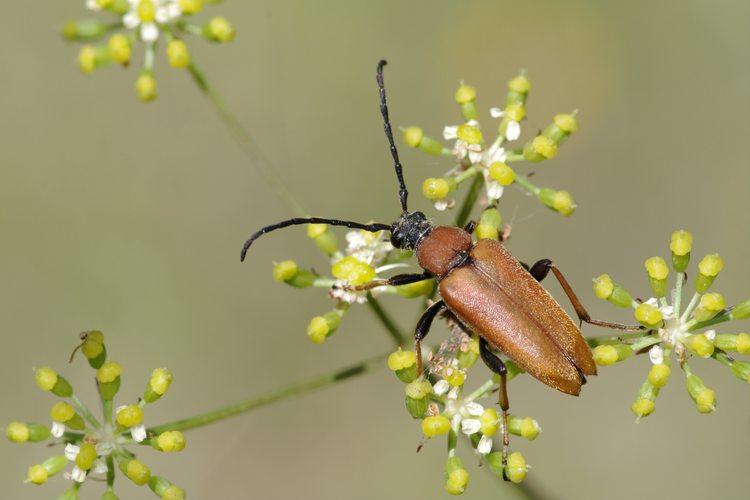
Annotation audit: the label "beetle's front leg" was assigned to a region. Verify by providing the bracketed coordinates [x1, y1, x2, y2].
[479, 338, 510, 482]
[340, 272, 432, 292]
[413, 300, 447, 375]
[527, 259, 645, 332]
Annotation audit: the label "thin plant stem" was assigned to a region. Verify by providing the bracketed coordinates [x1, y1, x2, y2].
[147, 352, 389, 434]
[366, 294, 407, 346]
[186, 60, 306, 217]
[454, 170, 484, 229]
[71, 393, 100, 428]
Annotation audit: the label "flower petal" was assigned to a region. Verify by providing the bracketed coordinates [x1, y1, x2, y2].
[505, 121, 521, 141]
[489, 107, 504, 118]
[64, 443, 80, 462]
[71, 465, 86, 483]
[477, 434, 493, 455]
[131, 424, 147, 443]
[461, 418, 482, 435]
[443, 125, 459, 140]
[648, 345, 664, 365]
[51, 422, 66, 438]
[140, 23, 159, 42]
[464, 401, 484, 417]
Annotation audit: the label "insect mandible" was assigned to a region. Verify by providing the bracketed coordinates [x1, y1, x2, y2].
[240, 60, 644, 477]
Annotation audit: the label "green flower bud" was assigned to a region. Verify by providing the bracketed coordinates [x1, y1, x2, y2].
[730, 299, 750, 320]
[730, 360, 750, 384]
[97, 361, 122, 400]
[149, 476, 187, 499]
[308, 225, 338, 256]
[442, 366, 465, 387]
[456, 124, 482, 145]
[592, 344, 632, 366]
[523, 135, 558, 162]
[508, 415, 541, 440]
[455, 83, 476, 104]
[643, 256, 669, 297]
[632, 379, 659, 420]
[422, 415, 451, 437]
[36, 366, 74, 396]
[418, 135, 445, 155]
[102, 487, 119, 500]
[693, 293, 725, 322]
[306, 309, 344, 344]
[116, 405, 144, 428]
[107, 34, 131, 66]
[683, 334, 714, 358]
[50, 402, 85, 430]
[155, 431, 187, 452]
[62, 19, 109, 41]
[120, 458, 151, 486]
[634, 303, 663, 328]
[135, 73, 157, 102]
[403, 126, 423, 148]
[478, 408, 499, 436]
[75, 443, 97, 470]
[488, 162, 515, 186]
[26, 464, 48, 485]
[6, 421, 29, 443]
[475, 224, 497, 241]
[166, 39, 191, 69]
[82, 332, 107, 368]
[479, 207, 502, 229]
[332, 256, 375, 285]
[670, 230, 692, 272]
[179, 0, 204, 14]
[506, 73, 531, 107]
[59, 487, 80, 500]
[542, 112, 578, 145]
[272, 260, 298, 282]
[593, 275, 632, 307]
[647, 363, 671, 388]
[538, 188, 576, 216]
[138, 0, 156, 21]
[505, 451, 528, 484]
[457, 337, 480, 369]
[686, 373, 716, 413]
[715, 332, 750, 353]
[143, 367, 173, 403]
[204, 16, 235, 43]
[445, 463, 469, 495]
[422, 177, 454, 200]
[694, 254, 724, 292]
[388, 349, 418, 383]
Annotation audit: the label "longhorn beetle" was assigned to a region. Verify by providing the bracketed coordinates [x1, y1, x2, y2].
[240, 60, 643, 478]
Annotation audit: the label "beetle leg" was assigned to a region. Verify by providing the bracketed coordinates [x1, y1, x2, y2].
[463, 220, 477, 234]
[340, 272, 432, 292]
[414, 300, 447, 375]
[528, 259, 645, 332]
[479, 338, 511, 481]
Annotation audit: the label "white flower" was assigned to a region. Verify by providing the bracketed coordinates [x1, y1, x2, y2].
[122, 0, 182, 43]
[461, 418, 482, 435]
[444, 121, 483, 164]
[648, 345, 664, 365]
[490, 107, 522, 141]
[433, 379, 451, 395]
[477, 434, 493, 455]
[463, 401, 484, 417]
[64, 443, 80, 461]
[345, 230, 393, 265]
[92, 459, 108, 475]
[130, 424, 147, 443]
[70, 466, 87, 483]
[51, 422, 66, 438]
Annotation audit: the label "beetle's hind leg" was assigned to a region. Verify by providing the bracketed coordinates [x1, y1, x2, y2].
[413, 300, 447, 375]
[479, 338, 511, 482]
[527, 259, 645, 332]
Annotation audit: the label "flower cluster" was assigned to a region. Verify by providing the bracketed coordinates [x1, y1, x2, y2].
[272, 225, 434, 344]
[402, 72, 579, 221]
[62, 0, 236, 101]
[591, 230, 750, 419]
[387, 330, 538, 494]
[5, 331, 186, 499]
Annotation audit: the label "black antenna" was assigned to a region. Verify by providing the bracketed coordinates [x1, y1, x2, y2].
[241, 218, 391, 262]
[377, 60, 409, 213]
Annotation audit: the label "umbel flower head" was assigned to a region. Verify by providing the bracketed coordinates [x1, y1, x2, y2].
[402, 72, 579, 219]
[63, 0, 236, 101]
[5, 331, 187, 499]
[591, 230, 750, 420]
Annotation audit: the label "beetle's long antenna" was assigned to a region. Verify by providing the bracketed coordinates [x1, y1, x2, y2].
[377, 60, 409, 213]
[241, 217, 391, 262]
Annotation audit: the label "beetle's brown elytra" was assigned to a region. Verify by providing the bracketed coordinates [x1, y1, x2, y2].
[240, 60, 644, 479]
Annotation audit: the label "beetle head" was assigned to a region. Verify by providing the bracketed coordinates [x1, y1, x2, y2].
[390, 211, 433, 251]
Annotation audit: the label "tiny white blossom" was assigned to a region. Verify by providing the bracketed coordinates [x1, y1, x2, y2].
[477, 434, 493, 455]
[70, 465, 86, 483]
[704, 329, 716, 342]
[92, 459, 108, 475]
[461, 418, 482, 435]
[464, 401, 484, 417]
[131, 424, 147, 443]
[434, 199, 450, 211]
[64, 443, 80, 461]
[648, 345, 664, 365]
[433, 379, 451, 395]
[489, 107, 504, 118]
[447, 386, 460, 401]
[51, 422, 66, 438]
[443, 125, 459, 140]
[482, 144, 506, 166]
[505, 120, 521, 141]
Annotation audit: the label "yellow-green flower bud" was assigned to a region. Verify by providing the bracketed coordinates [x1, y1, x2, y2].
[631, 397, 655, 418]
[686, 373, 716, 413]
[693, 293, 726, 322]
[422, 177, 453, 200]
[306, 223, 327, 239]
[6, 421, 29, 443]
[149, 476, 187, 499]
[34, 367, 58, 392]
[332, 256, 375, 285]
[204, 16, 235, 43]
[135, 73, 157, 102]
[81, 334, 106, 368]
[76, 443, 97, 471]
[508, 415, 541, 440]
[395, 279, 434, 298]
[479, 207, 502, 229]
[26, 464, 48, 485]
[50, 402, 74, 422]
[59, 487, 80, 500]
[538, 188, 575, 216]
[388, 349, 418, 383]
[488, 162, 515, 186]
[730, 360, 750, 383]
[715, 332, 750, 353]
[475, 224, 497, 241]
[102, 488, 119, 500]
[592, 344, 631, 366]
[62, 19, 109, 41]
[480, 408, 499, 436]
[272, 260, 298, 282]
[644, 256, 669, 297]
[457, 124, 482, 145]
[422, 415, 451, 437]
[648, 364, 671, 388]
[97, 361, 122, 400]
[179, 0, 203, 14]
[402, 126, 423, 148]
[307, 226, 338, 255]
[445, 468, 469, 495]
[120, 458, 151, 486]
[116, 405, 144, 428]
[592, 274, 614, 300]
[523, 135, 558, 162]
[455, 84, 476, 104]
[634, 303, 663, 328]
[695, 254, 724, 292]
[404, 379, 432, 418]
[504, 103, 526, 122]
[554, 113, 578, 133]
[730, 298, 750, 320]
[505, 451, 528, 484]
[167, 39, 191, 69]
[457, 337, 480, 369]
[107, 34, 131, 65]
[442, 366, 465, 387]
[306, 310, 343, 344]
[142, 367, 173, 404]
[162, 485, 187, 500]
[670, 230, 692, 272]
[138, 0, 156, 22]
[508, 75, 531, 94]
[78, 45, 109, 74]
[683, 334, 714, 358]
[155, 431, 187, 452]
[739, 332, 750, 353]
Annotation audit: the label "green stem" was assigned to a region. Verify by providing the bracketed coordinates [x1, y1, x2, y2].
[147, 352, 388, 434]
[586, 331, 655, 347]
[454, 165, 479, 184]
[673, 271, 685, 318]
[186, 60, 306, 217]
[466, 377, 495, 401]
[366, 294, 407, 346]
[513, 174, 540, 196]
[686, 312, 731, 332]
[454, 170, 484, 229]
[106, 455, 115, 489]
[680, 292, 701, 323]
[505, 149, 525, 162]
[711, 351, 733, 368]
[71, 394, 100, 428]
[629, 337, 662, 352]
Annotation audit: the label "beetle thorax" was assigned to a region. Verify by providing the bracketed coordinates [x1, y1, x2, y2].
[389, 211, 433, 251]
[416, 226, 473, 277]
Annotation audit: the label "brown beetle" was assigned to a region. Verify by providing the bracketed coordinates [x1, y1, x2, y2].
[240, 60, 642, 477]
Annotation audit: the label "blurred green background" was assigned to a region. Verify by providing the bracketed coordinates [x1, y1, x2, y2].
[2, 1, 749, 498]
